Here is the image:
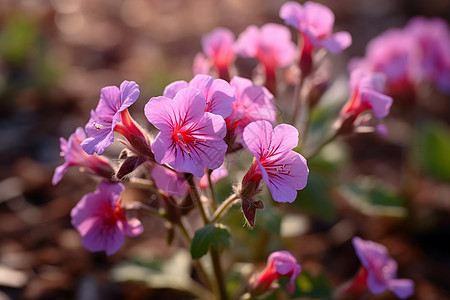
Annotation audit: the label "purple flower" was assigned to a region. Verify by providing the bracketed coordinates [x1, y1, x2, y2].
[242, 120, 309, 203]
[82, 80, 141, 155]
[71, 182, 143, 256]
[145, 87, 227, 178]
[151, 165, 187, 197]
[280, 1, 351, 54]
[352, 237, 414, 299]
[199, 163, 228, 190]
[201, 27, 236, 81]
[341, 68, 393, 120]
[52, 127, 114, 185]
[226, 76, 277, 138]
[163, 74, 235, 119]
[249, 250, 302, 295]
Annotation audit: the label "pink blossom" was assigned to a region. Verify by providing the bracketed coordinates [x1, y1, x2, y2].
[404, 17, 450, 94]
[349, 29, 417, 98]
[145, 87, 227, 178]
[151, 165, 187, 197]
[163, 74, 235, 118]
[52, 127, 114, 185]
[193, 52, 210, 76]
[341, 69, 393, 122]
[249, 250, 301, 295]
[71, 182, 143, 256]
[82, 80, 147, 156]
[226, 76, 277, 138]
[242, 120, 309, 203]
[352, 237, 414, 299]
[201, 27, 236, 81]
[280, 1, 351, 54]
[235, 23, 296, 92]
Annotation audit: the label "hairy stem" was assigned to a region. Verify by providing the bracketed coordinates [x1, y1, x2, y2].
[211, 194, 238, 223]
[187, 175, 210, 224]
[207, 170, 218, 211]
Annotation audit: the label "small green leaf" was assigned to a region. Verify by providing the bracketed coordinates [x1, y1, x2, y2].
[414, 121, 450, 181]
[286, 270, 332, 298]
[190, 223, 230, 259]
[339, 177, 407, 217]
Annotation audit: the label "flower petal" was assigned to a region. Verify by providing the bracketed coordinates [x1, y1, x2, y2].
[163, 80, 189, 99]
[388, 279, 415, 299]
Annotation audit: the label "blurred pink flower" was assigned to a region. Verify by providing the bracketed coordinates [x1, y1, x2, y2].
[226, 76, 277, 139]
[280, 1, 351, 76]
[235, 23, 296, 93]
[199, 163, 228, 189]
[151, 165, 188, 197]
[341, 69, 393, 122]
[201, 27, 236, 81]
[250, 250, 301, 295]
[145, 87, 227, 178]
[352, 237, 414, 299]
[71, 182, 143, 256]
[242, 120, 309, 203]
[163, 74, 235, 118]
[52, 127, 114, 185]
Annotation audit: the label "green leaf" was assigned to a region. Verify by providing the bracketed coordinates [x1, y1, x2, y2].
[339, 177, 407, 217]
[190, 223, 230, 259]
[414, 121, 450, 181]
[289, 270, 332, 298]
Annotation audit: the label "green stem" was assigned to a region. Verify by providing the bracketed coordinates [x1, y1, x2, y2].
[210, 247, 228, 300]
[187, 175, 210, 224]
[207, 169, 218, 211]
[211, 194, 238, 223]
[290, 73, 305, 126]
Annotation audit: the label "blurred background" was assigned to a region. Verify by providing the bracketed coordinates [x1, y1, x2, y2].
[0, 0, 449, 299]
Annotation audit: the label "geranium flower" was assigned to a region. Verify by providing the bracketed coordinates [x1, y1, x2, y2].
[163, 74, 235, 119]
[242, 120, 309, 203]
[145, 87, 227, 178]
[151, 165, 188, 197]
[82, 80, 149, 156]
[280, 1, 351, 75]
[71, 182, 143, 255]
[197, 27, 235, 81]
[226, 76, 277, 139]
[199, 163, 228, 189]
[340, 69, 393, 130]
[52, 127, 114, 185]
[235, 23, 296, 93]
[249, 250, 302, 295]
[352, 237, 414, 299]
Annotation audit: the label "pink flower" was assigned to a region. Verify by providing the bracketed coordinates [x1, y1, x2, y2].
[145, 87, 227, 178]
[352, 237, 414, 299]
[242, 120, 309, 203]
[341, 69, 393, 124]
[163, 74, 235, 119]
[235, 23, 296, 93]
[193, 52, 210, 76]
[280, 1, 351, 54]
[249, 250, 301, 295]
[404, 17, 450, 94]
[280, 1, 351, 76]
[349, 29, 417, 98]
[52, 127, 114, 185]
[200, 27, 236, 81]
[226, 76, 277, 138]
[71, 182, 143, 256]
[151, 165, 187, 197]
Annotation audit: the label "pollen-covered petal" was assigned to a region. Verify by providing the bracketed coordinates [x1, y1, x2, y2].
[163, 80, 189, 99]
[259, 151, 309, 203]
[190, 74, 235, 118]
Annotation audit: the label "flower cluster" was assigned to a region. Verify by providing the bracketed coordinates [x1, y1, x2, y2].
[52, 1, 420, 299]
